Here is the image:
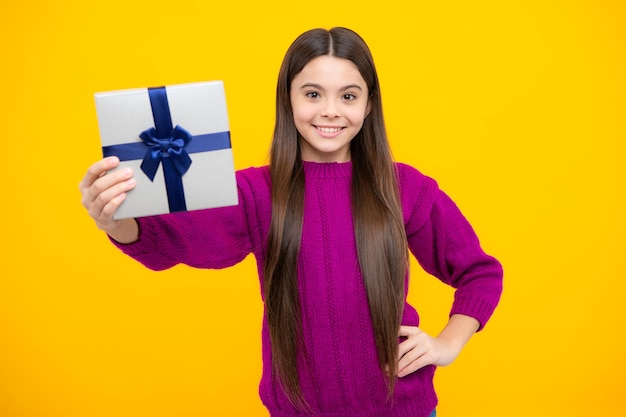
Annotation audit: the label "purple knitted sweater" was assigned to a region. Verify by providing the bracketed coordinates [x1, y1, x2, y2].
[112, 161, 503, 417]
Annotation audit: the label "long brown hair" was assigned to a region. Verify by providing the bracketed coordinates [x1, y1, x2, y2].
[264, 27, 408, 409]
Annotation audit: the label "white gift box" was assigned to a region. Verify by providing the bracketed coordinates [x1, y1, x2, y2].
[94, 81, 238, 219]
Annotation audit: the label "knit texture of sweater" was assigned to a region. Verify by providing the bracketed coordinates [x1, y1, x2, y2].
[112, 161, 503, 417]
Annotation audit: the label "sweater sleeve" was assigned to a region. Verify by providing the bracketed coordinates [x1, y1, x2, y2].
[108, 167, 268, 271]
[400, 165, 503, 330]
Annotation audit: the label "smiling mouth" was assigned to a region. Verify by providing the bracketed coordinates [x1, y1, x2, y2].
[315, 126, 344, 133]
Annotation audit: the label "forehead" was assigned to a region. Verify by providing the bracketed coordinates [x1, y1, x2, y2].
[292, 55, 367, 89]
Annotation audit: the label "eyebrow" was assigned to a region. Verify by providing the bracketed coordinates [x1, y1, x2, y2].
[299, 82, 364, 91]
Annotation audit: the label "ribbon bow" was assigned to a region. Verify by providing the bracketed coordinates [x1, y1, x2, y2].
[139, 125, 193, 181]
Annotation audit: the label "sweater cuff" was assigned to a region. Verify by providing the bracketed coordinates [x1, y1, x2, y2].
[450, 293, 500, 331]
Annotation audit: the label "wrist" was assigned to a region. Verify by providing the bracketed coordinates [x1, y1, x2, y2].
[437, 314, 480, 352]
[105, 218, 139, 244]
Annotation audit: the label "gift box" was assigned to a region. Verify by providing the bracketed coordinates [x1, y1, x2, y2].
[94, 81, 238, 219]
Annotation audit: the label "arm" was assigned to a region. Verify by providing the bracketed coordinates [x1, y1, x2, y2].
[79, 157, 262, 271]
[396, 172, 503, 376]
[407, 188, 503, 330]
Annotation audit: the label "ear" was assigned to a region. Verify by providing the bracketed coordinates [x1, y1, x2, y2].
[365, 98, 373, 118]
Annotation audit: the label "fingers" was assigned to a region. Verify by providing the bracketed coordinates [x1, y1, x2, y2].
[397, 326, 421, 358]
[398, 325, 419, 337]
[82, 166, 133, 210]
[79, 157, 136, 230]
[397, 343, 433, 377]
[396, 326, 437, 378]
[79, 156, 120, 192]
[91, 177, 135, 221]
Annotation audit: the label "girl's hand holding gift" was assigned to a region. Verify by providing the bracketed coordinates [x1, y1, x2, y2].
[79, 156, 138, 243]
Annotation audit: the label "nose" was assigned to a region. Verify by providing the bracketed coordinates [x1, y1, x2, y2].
[321, 99, 340, 118]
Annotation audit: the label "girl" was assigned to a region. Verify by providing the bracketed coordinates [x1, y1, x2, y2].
[80, 27, 503, 417]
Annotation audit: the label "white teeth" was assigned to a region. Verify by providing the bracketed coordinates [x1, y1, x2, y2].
[317, 126, 342, 133]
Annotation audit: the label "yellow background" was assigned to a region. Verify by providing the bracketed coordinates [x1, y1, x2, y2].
[1, 0, 624, 416]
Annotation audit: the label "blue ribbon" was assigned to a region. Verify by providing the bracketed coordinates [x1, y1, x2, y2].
[101, 86, 231, 213]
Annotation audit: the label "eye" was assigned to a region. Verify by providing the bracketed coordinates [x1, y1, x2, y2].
[305, 91, 320, 99]
[342, 93, 357, 101]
